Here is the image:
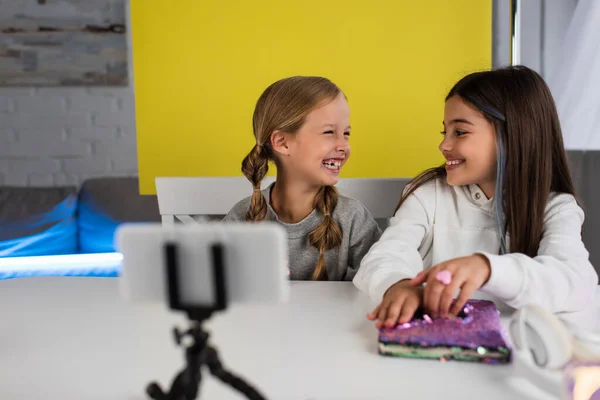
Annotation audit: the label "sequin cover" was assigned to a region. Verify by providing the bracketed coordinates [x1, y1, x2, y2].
[378, 300, 512, 364]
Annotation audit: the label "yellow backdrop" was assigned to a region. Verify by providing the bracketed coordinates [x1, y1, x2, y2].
[131, 0, 491, 194]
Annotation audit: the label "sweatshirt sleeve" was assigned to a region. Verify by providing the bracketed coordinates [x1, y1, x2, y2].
[352, 185, 433, 302]
[479, 194, 598, 312]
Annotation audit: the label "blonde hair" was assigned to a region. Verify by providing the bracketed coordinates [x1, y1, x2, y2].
[241, 76, 343, 280]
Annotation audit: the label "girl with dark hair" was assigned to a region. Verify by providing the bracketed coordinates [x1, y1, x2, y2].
[354, 66, 598, 328]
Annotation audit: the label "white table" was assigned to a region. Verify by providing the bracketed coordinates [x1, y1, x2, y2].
[0, 277, 596, 400]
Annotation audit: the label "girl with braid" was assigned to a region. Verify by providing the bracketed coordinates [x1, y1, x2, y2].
[223, 76, 381, 281]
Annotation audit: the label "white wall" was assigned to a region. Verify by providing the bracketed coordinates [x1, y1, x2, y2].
[515, 0, 578, 78]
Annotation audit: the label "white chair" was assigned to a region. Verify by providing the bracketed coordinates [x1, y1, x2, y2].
[155, 176, 408, 225]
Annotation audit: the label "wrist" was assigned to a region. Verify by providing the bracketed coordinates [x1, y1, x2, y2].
[474, 253, 492, 284]
[384, 278, 412, 296]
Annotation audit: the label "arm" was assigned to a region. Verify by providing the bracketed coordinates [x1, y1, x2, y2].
[352, 189, 432, 302]
[480, 195, 598, 312]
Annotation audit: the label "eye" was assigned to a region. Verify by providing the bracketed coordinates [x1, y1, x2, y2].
[440, 130, 446, 135]
[456, 130, 468, 136]
[323, 130, 334, 134]
[344, 131, 351, 137]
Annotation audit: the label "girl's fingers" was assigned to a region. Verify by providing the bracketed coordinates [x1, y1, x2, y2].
[367, 304, 381, 320]
[410, 269, 429, 286]
[384, 297, 404, 328]
[399, 297, 419, 324]
[451, 282, 479, 316]
[438, 272, 468, 318]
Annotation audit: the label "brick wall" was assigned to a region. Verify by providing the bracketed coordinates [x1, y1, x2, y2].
[0, 86, 137, 186]
[0, 0, 136, 187]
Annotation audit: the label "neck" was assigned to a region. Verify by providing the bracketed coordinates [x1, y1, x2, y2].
[270, 174, 320, 223]
[478, 181, 495, 199]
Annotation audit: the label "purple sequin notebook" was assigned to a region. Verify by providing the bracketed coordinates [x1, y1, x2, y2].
[378, 300, 511, 364]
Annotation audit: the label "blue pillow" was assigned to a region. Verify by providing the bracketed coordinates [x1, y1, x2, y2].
[77, 189, 121, 253]
[0, 187, 78, 257]
[77, 177, 160, 253]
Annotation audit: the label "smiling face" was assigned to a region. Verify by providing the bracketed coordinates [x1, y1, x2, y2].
[277, 92, 351, 187]
[440, 95, 497, 196]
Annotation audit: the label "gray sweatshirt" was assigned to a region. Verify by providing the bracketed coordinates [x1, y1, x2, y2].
[222, 183, 382, 281]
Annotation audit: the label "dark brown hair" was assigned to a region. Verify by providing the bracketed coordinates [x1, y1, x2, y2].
[395, 65, 576, 257]
[241, 76, 343, 280]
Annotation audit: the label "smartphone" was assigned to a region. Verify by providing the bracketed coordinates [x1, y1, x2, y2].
[115, 222, 289, 308]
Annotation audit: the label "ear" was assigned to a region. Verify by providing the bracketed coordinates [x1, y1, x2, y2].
[270, 130, 292, 156]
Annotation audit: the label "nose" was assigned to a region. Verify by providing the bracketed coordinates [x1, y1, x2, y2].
[439, 134, 453, 154]
[336, 136, 350, 154]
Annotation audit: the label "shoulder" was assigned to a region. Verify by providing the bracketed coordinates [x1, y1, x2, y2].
[222, 196, 252, 222]
[544, 192, 583, 223]
[334, 193, 382, 243]
[409, 178, 443, 198]
[397, 177, 449, 213]
[334, 193, 376, 222]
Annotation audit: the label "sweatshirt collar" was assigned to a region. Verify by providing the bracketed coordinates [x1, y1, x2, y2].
[466, 184, 495, 213]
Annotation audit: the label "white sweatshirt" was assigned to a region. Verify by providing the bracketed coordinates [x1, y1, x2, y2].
[353, 179, 598, 314]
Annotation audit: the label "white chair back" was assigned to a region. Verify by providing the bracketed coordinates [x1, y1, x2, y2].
[155, 177, 408, 225]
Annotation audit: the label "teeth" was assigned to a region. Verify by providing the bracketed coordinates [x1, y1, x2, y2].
[323, 160, 341, 170]
[446, 160, 464, 166]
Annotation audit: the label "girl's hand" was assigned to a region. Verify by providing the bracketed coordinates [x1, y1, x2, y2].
[409, 254, 491, 319]
[367, 280, 423, 329]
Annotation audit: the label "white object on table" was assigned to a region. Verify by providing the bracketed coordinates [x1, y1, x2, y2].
[0, 277, 598, 400]
[116, 222, 289, 307]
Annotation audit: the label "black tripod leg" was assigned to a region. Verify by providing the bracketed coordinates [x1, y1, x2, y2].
[146, 382, 167, 400]
[204, 346, 267, 400]
[145, 342, 205, 400]
[146, 369, 190, 400]
[182, 347, 203, 400]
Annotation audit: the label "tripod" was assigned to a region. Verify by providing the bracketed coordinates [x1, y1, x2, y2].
[146, 318, 266, 400]
[146, 242, 267, 400]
